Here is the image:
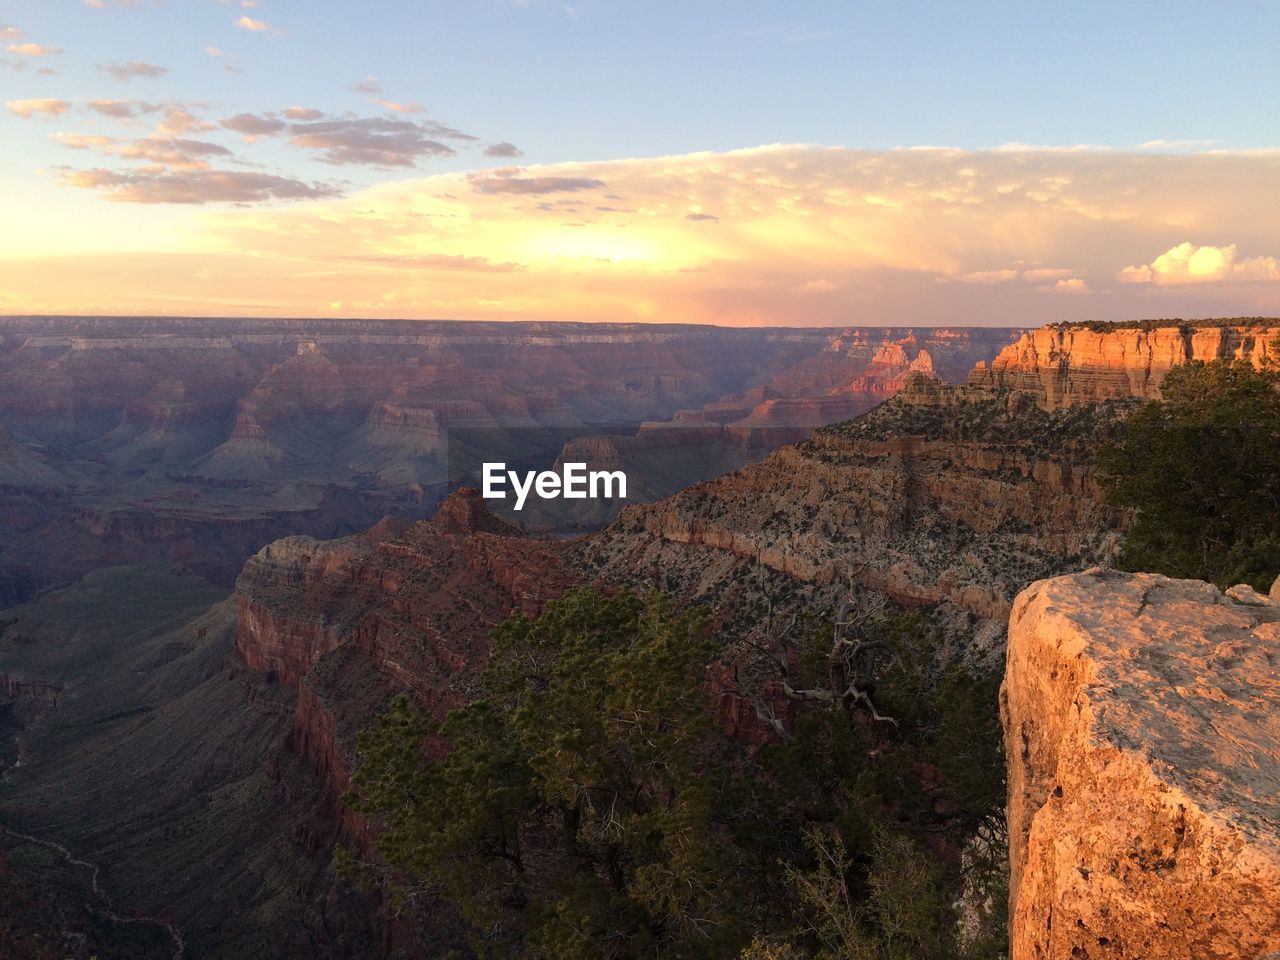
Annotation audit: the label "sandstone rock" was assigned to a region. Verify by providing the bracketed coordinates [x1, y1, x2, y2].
[1004, 570, 1280, 960]
[1271, 574, 1280, 601]
[972, 323, 1280, 410]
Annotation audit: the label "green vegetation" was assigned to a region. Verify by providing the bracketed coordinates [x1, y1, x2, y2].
[346, 589, 1007, 960]
[1099, 360, 1280, 590]
[819, 389, 1132, 458]
[1053, 317, 1279, 333]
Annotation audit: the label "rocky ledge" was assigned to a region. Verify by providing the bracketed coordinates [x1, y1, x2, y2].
[1003, 569, 1280, 960]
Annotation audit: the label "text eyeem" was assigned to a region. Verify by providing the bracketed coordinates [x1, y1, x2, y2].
[482, 462, 627, 511]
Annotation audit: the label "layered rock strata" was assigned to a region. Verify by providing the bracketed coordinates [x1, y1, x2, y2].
[234, 491, 575, 844]
[578, 384, 1130, 640]
[971, 323, 1280, 409]
[1003, 570, 1280, 960]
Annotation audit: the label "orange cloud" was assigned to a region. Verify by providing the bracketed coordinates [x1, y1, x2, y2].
[6, 42, 62, 57]
[5, 146, 1280, 323]
[235, 15, 269, 31]
[1119, 242, 1280, 285]
[377, 98, 425, 114]
[1043, 277, 1090, 294]
[6, 98, 71, 117]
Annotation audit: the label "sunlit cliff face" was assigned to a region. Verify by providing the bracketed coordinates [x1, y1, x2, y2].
[3, 144, 1280, 324]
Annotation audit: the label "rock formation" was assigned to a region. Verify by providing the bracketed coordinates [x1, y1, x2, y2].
[971, 322, 1280, 409]
[1004, 570, 1280, 960]
[578, 379, 1130, 643]
[0, 316, 1023, 595]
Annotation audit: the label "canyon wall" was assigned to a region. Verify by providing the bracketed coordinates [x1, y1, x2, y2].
[577, 376, 1130, 648]
[1004, 570, 1280, 960]
[220, 318, 1280, 953]
[233, 491, 575, 854]
[0, 317, 1021, 595]
[970, 322, 1280, 409]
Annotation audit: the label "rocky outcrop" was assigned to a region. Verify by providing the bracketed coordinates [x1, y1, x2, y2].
[579, 387, 1129, 641]
[1003, 570, 1280, 960]
[972, 323, 1280, 409]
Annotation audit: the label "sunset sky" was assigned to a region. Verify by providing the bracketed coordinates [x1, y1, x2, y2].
[3, 0, 1280, 325]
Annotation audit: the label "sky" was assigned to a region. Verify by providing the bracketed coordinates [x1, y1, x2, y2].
[2, 0, 1280, 326]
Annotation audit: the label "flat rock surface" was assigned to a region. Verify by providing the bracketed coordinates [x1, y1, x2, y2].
[1004, 569, 1280, 960]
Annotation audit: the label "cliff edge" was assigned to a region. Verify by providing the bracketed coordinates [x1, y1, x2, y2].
[972, 323, 1279, 409]
[1003, 570, 1280, 960]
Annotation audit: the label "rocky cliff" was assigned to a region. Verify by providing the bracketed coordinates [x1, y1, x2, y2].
[1003, 570, 1280, 960]
[971, 322, 1280, 409]
[576, 378, 1130, 650]
[233, 491, 574, 851]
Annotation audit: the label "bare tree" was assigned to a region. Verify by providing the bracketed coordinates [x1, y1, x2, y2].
[732, 572, 897, 742]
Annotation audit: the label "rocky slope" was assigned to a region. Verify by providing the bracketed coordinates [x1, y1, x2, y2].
[1003, 570, 1280, 960]
[971, 321, 1280, 409]
[575, 372, 1131, 649]
[0, 567, 382, 959]
[233, 491, 576, 865]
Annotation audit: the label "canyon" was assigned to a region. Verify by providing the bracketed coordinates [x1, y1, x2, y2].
[0, 316, 1020, 594]
[1, 317, 1277, 957]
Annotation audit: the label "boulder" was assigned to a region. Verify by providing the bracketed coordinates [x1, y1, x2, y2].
[1004, 569, 1280, 960]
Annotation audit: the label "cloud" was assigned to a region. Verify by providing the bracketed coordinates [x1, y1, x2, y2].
[337, 253, 527, 273]
[101, 60, 168, 80]
[469, 171, 606, 194]
[795, 278, 836, 293]
[685, 212, 718, 222]
[6, 98, 71, 117]
[351, 76, 382, 94]
[235, 15, 269, 31]
[15, 145, 1280, 323]
[952, 269, 1019, 283]
[950, 266, 1079, 284]
[1020, 267, 1073, 282]
[377, 98, 424, 114]
[63, 168, 340, 204]
[6, 43, 62, 57]
[156, 105, 213, 135]
[221, 111, 287, 139]
[484, 141, 523, 158]
[1119, 242, 1280, 285]
[0, 26, 21, 40]
[85, 100, 206, 128]
[1043, 277, 1090, 294]
[288, 116, 472, 166]
[88, 98, 147, 118]
[55, 133, 233, 170]
[214, 110, 474, 165]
